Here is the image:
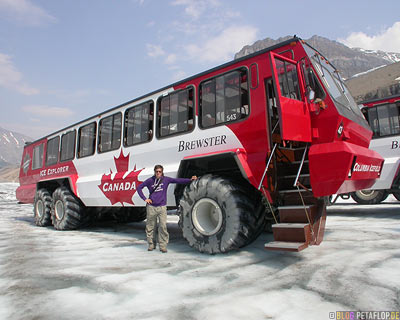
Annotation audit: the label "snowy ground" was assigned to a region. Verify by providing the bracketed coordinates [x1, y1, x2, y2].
[0, 183, 399, 320]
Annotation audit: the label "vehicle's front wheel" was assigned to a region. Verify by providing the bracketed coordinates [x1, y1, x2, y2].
[33, 188, 52, 226]
[179, 175, 266, 254]
[51, 187, 88, 230]
[392, 192, 400, 201]
[350, 189, 389, 204]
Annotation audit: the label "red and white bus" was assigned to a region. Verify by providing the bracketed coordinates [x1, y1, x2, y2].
[349, 94, 400, 204]
[16, 37, 383, 253]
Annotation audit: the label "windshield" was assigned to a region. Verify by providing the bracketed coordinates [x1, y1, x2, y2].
[303, 44, 369, 129]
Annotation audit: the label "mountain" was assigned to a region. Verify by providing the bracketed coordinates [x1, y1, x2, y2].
[0, 167, 20, 183]
[235, 35, 399, 79]
[0, 127, 32, 168]
[345, 61, 400, 102]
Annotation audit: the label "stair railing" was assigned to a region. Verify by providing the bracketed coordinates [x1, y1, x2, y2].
[258, 143, 278, 190]
[293, 144, 308, 188]
[258, 143, 279, 225]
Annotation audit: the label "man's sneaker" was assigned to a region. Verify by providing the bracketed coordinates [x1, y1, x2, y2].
[160, 248, 168, 253]
[148, 245, 155, 251]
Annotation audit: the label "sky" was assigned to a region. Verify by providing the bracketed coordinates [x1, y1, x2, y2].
[1, 0, 400, 139]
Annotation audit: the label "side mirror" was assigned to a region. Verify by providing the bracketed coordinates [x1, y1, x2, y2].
[307, 87, 315, 103]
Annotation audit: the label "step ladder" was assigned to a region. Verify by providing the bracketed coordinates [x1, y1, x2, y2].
[259, 143, 327, 252]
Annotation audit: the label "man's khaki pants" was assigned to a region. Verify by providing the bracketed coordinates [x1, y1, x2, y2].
[146, 205, 169, 250]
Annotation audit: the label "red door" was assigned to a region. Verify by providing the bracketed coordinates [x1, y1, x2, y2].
[269, 52, 311, 142]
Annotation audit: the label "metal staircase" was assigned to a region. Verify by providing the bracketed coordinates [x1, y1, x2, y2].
[260, 143, 327, 252]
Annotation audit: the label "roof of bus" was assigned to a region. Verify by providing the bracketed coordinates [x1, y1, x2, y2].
[25, 36, 302, 147]
[360, 93, 400, 106]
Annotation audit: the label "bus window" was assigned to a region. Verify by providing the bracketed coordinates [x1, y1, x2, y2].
[124, 101, 154, 146]
[275, 59, 301, 101]
[367, 107, 379, 137]
[98, 113, 122, 153]
[78, 122, 96, 158]
[46, 136, 59, 166]
[32, 143, 44, 170]
[377, 105, 390, 136]
[157, 88, 194, 138]
[199, 68, 249, 128]
[366, 103, 400, 138]
[388, 103, 400, 135]
[60, 131, 76, 162]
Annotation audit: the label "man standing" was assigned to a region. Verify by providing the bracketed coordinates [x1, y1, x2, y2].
[137, 165, 197, 253]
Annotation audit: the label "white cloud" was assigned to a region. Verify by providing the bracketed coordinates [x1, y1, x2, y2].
[184, 25, 258, 63]
[165, 54, 177, 65]
[0, 0, 56, 26]
[171, 0, 221, 20]
[146, 44, 165, 58]
[339, 21, 400, 52]
[0, 53, 39, 95]
[22, 105, 74, 117]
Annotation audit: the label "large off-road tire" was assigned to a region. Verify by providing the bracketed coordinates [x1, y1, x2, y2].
[350, 189, 389, 204]
[179, 175, 266, 254]
[33, 188, 52, 227]
[51, 187, 88, 230]
[393, 192, 400, 201]
[113, 207, 147, 223]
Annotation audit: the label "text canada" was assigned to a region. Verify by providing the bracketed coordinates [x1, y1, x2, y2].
[102, 181, 137, 192]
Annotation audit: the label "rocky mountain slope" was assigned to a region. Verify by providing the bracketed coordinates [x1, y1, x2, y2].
[235, 35, 400, 79]
[346, 61, 400, 102]
[0, 127, 31, 168]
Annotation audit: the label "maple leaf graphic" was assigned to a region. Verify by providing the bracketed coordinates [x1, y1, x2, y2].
[98, 150, 144, 206]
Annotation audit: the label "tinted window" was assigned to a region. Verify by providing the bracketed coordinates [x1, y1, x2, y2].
[46, 136, 59, 166]
[98, 113, 122, 153]
[124, 101, 154, 146]
[60, 131, 76, 162]
[275, 59, 301, 101]
[200, 69, 249, 128]
[78, 122, 96, 158]
[157, 88, 194, 137]
[32, 143, 44, 170]
[301, 58, 326, 101]
[364, 103, 400, 138]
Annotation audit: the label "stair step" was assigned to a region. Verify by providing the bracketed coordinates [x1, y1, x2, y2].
[278, 205, 318, 224]
[273, 223, 309, 228]
[265, 241, 308, 252]
[278, 146, 307, 151]
[272, 223, 311, 243]
[279, 188, 312, 193]
[291, 160, 309, 164]
[279, 174, 310, 179]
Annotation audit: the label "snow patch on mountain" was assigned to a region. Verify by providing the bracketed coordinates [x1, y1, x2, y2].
[354, 48, 400, 64]
[0, 127, 32, 168]
[351, 65, 387, 78]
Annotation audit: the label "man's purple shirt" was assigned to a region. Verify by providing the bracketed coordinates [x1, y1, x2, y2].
[137, 175, 192, 207]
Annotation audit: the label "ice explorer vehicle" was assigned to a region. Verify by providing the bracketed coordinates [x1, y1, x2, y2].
[17, 37, 383, 253]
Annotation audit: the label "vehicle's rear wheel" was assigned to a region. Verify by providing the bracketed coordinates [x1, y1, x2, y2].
[350, 189, 389, 204]
[393, 192, 400, 201]
[33, 189, 52, 226]
[179, 174, 266, 254]
[51, 187, 88, 230]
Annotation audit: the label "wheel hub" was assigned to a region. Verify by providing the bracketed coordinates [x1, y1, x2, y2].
[358, 189, 375, 197]
[192, 198, 223, 236]
[35, 200, 44, 218]
[55, 200, 65, 220]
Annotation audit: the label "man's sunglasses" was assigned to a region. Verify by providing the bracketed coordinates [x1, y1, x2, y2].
[155, 170, 163, 173]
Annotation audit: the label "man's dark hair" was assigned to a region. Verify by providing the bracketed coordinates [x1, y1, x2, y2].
[154, 164, 164, 172]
